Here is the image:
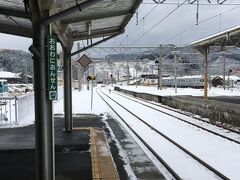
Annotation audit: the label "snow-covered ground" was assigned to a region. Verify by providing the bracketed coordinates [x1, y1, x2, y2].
[98, 88, 240, 179]
[117, 85, 240, 97]
[54, 86, 109, 114]
[1, 85, 240, 179]
[3, 85, 240, 128]
[0, 92, 34, 128]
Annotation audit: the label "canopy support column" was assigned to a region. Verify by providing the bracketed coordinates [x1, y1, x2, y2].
[32, 2, 54, 180]
[203, 47, 209, 100]
[63, 45, 73, 131]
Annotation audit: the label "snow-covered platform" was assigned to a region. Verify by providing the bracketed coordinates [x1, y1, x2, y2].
[0, 114, 164, 180]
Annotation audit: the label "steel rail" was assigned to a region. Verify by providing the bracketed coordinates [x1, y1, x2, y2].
[113, 89, 240, 139]
[98, 88, 230, 180]
[96, 88, 181, 180]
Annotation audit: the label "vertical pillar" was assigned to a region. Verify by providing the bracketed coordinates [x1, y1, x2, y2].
[157, 61, 160, 90]
[209, 74, 211, 89]
[127, 61, 129, 86]
[63, 46, 73, 131]
[203, 47, 209, 100]
[159, 44, 163, 90]
[32, 3, 54, 180]
[117, 70, 120, 82]
[223, 55, 226, 90]
[77, 42, 82, 91]
[174, 51, 177, 94]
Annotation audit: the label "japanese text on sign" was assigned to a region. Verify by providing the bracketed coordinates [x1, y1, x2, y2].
[48, 36, 58, 100]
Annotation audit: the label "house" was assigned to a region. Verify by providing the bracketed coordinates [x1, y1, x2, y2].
[0, 71, 21, 83]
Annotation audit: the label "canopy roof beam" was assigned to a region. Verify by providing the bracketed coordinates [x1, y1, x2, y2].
[70, 31, 123, 57]
[71, 27, 121, 40]
[61, 10, 132, 24]
[0, 23, 32, 37]
[0, 6, 29, 19]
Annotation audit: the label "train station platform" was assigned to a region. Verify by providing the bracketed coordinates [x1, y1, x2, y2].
[207, 96, 240, 104]
[0, 114, 164, 180]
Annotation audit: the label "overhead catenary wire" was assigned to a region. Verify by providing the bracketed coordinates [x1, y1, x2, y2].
[130, 0, 189, 45]
[162, 5, 240, 45]
[115, 3, 160, 48]
[142, 0, 239, 6]
[118, 0, 239, 48]
[127, 3, 160, 28]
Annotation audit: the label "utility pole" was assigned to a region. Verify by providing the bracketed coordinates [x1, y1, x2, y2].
[172, 48, 179, 94]
[136, 70, 137, 88]
[127, 60, 129, 86]
[223, 55, 226, 90]
[174, 51, 177, 94]
[117, 70, 120, 82]
[77, 42, 82, 91]
[209, 73, 211, 89]
[203, 47, 209, 100]
[135, 64, 138, 88]
[110, 74, 113, 87]
[228, 69, 232, 90]
[159, 44, 163, 90]
[25, 59, 28, 89]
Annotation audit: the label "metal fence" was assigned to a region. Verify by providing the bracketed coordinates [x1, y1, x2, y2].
[0, 86, 63, 126]
[0, 93, 34, 126]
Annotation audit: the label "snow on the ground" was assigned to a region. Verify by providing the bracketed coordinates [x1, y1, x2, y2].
[0, 114, 35, 129]
[0, 92, 35, 128]
[54, 87, 110, 114]
[113, 89, 240, 142]
[1, 85, 110, 128]
[2, 84, 239, 129]
[1, 84, 240, 179]
[118, 85, 240, 96]
[2, 85, 240, 129]
[99, 88, 240, 180]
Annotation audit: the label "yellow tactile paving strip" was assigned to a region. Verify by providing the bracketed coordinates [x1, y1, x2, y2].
[90, 127, 101, 179]
[75, 127, 119, 180]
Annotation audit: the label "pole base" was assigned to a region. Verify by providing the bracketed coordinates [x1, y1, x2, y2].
[63, 128, 74, 133]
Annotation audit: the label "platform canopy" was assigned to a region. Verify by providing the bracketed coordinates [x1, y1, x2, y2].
[0, 0, 141, 44]
[191, 25, 240, 53]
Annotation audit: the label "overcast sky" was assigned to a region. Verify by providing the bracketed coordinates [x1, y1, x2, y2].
[0, 0, 240, 52]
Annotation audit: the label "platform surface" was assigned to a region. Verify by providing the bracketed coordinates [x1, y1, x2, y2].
[0, 114, 165, 180]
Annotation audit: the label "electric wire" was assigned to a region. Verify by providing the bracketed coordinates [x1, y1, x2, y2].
[130, 0, 189, 45]
[142, 0, 239, 6]
[163, 5, 240, 45]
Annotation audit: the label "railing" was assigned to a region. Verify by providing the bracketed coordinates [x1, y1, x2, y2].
[0, 86, 62, 127]
[0, 96, 17, 125]
[0, 93, 34, 126]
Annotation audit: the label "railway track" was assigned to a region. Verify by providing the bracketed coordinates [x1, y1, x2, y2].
[113, 89, 240, 134]
[111, 89, 240, 144]
[97, 88, 231, 180]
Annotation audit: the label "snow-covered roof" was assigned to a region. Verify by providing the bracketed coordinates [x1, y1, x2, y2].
[0, 71, 20, 79]
[191, 25, 240, 49]
[163, 75, 203, 79]
[211, 75, 240, 81]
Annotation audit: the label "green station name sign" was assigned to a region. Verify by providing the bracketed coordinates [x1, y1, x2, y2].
[48, 35, 58, 101]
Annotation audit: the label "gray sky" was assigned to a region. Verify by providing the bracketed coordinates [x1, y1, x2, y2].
[0, 0, 240, 51]
[112, 0, 240, 47]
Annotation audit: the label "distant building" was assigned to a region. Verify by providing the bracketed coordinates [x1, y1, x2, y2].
[211, 76, 223, 87]
[0, 71, 21, 83]
[18, 73, 33, 84]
